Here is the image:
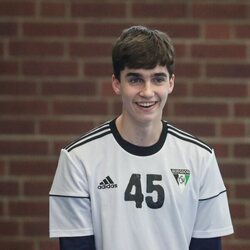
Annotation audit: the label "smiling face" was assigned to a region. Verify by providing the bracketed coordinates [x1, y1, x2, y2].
[112, 65, 175, 127]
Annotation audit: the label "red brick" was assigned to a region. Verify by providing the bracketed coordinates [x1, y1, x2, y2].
[152, 23, 200, 39]
[234, 143, 250, 158]
[132, 3, 187, 18]
[0, 42, 3, 56]
[220, 122, 246, 137]
[191, 44, 246, 59]
[224, 183, 233, 199]
[0, 181, 19, 196]
[223, 244, 250, 250]
[193, 83, 247, 97]
[172, 81, 188, 97]
[174, 44, 188, 58]
[0, 221, 19, 236]
[39, 240, 59, 250]
[41, 2, 66, 17]
[0, 241, 34, 250]
[101, 82, 114, 97]
[235, 103, 250, 117]
[0, 140, 48, 156]
[174, 102, 228, 117]
[9, 41, 64, 57]
[205, 24, 231, 39]
[23, 22, 79, 37]
[0, 61, 18, 75]
[235, 25, 250, 38]
[23, 221, 48, 236]
[172, 122, 215, 137]
[84, 62, 112, 77]
[0, 160, 6, 175]
[24, 180, 51, 196]
[9, 160, 57, 176]
[0, 1, 248, 247]
[206, 64, 250, 78]
[0, 100, 49, 115]
[41, 81, 96, 96]
[0, 1, 35, 16]
[235, 184, 250, 199]
[0, 201, 4, 215]
[229, 203, 246, 219]
[113, 100, 122, 116]
[53, 140, 74, 155]
[9, 201, 48, 217]
[192, 4, 247, 19]
[0, 80, 36, 95]
[71, 3, 125, 17]
[0, 120, 34, 134]
[84, 23, 134, 37]
[39, 120, 93, 135]
[70, 42, 112, 58]
[175, 62, 200, 77]
[53, 101, 108, 115]
[22, 61, 78, 76]
[234, 224, 250, 240]
[213, 143, 229, 158]
[220, 163, 246, 179]
[0, 22, 17, 36]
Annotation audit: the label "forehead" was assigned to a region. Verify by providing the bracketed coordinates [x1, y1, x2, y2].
[121, 65, 169, 78]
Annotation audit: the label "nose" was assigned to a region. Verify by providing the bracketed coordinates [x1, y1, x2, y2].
[140, 82, 154, 98]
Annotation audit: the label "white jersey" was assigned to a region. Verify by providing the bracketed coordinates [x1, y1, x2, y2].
[49, 119, 233, 250]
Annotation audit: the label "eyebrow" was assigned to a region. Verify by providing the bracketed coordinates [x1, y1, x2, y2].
[125, 72, 168, 78]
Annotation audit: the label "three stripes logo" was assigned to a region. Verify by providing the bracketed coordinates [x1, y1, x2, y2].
[98, 176, 118, 189]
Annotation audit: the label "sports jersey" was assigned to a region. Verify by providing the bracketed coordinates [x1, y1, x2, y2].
[49, 118, 233, 250]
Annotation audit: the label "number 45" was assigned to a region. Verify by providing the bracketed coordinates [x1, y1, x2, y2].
[124, 174, 165, 209]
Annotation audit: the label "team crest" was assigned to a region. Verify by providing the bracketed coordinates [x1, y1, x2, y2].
[171, 169, 190, 193]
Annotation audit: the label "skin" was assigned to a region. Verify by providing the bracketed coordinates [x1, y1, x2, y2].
[112, 65, 175, 147]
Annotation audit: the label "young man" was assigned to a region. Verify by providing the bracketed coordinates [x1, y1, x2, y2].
[49, 26, 233, 250]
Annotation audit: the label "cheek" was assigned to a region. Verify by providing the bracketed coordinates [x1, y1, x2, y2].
[158, 86, 169, 99]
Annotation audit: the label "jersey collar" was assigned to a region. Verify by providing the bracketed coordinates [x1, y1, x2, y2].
[109, 118, 167, 156]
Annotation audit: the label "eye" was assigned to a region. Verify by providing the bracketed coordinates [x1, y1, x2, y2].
[152, 77, 166, 85]
[128, 77, 143, 85]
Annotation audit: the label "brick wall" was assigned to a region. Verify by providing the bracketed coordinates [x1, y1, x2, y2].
[0, 0, 249, 249]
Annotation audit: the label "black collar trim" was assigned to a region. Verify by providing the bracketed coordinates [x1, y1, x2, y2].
[109, 119, 167, 156]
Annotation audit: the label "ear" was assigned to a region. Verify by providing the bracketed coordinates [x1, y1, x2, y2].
[112, 74, 121, 95]
[168, 74, 175, 94]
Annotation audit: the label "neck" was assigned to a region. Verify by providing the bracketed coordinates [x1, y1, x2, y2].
[115, 115, 163, 147]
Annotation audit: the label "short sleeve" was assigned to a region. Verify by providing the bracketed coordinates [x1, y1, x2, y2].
[49, 149, 89, 197]
[49, 149, 93, 238]
[192, 150, 234, 238]
[199, 150, 225, 200]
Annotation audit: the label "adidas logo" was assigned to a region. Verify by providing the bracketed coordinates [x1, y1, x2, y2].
[98, 176, 118, 189]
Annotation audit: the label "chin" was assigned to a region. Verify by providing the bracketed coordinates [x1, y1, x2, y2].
[135, 114, 161, 125]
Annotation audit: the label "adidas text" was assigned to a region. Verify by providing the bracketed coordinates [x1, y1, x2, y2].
[98, 184, 117, 189]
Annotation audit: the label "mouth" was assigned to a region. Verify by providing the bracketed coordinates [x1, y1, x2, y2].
[135, 101, 158, 109]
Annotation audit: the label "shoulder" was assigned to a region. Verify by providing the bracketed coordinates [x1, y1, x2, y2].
[164, 121, 213, 154]
[64, 120, 113, 152]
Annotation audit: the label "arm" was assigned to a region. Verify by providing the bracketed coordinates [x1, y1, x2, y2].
[59, 235, 95, 250]
[189, 237, 221, 250]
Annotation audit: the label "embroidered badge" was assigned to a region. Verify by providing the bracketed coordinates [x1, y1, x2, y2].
[171, 169, 190, 193]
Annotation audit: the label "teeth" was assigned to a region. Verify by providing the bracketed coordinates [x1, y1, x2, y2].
[137, 102, 156, 107]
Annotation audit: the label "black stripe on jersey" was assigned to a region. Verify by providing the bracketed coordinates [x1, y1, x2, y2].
[64, 123, 112, 152]
[49, 194, 90, 199]
[167, 124, 212, 154]
[64, 122, 110, 150]
[199, 190, 227, 201]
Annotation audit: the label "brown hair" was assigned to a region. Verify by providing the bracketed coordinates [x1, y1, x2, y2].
[112, 25, 175, 80]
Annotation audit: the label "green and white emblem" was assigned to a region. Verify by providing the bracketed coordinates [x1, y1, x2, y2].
[171, 169, 190, 193]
